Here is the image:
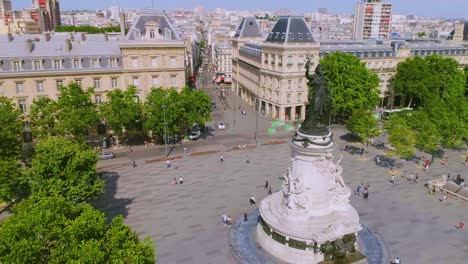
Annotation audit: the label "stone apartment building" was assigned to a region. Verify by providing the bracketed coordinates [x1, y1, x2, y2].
[0, 10, 187, 116]
[213, 42, 232, 82]
[232, 16, 468, 122]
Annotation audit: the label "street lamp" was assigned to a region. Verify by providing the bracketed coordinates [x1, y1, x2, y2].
[162, 104, 168, 156]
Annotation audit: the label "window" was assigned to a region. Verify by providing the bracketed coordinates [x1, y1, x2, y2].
[53, 60, 61, 69]
[33, 60, 42, 70]
[170, 57, 176, 66]
[91, 58, 99, 68]
[16, 82, 24, 93]
[13, 61, 22, 71]
[73, 59, 80, 69]
[276, 92, 279, 102]
[111, 77, 118, 88]
[132, 58, 138, 68]
[152, 76, 160, 87]
[109, 58, 117, 67]
[171, 75, 176, 86]
[56, 80, 63, 89]
[151, 57, 158, 67]
[95, 94, 102, 104]
[287, 94, 291, 103]
[287, 56, 293, 66]
[18, 99, 28, 113]
[298, 79, 302, 89]
[36, 81, 44, 92]
[94, 78, 101, 89]
[164, 29, 171, 39]
[149, 30, 155, 39]
[132, 77, 139, 87]
[75, 79, 82, 87]
[288, 80, 292, 89]
[297, 93, 302, 102]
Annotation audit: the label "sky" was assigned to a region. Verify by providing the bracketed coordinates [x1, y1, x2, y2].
[12, 0, 468, 19]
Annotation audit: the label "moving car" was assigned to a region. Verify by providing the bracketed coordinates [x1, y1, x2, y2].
[189, 130, 201, 140]
[218, 122, 225, 130]
[99, 151, 115, 160]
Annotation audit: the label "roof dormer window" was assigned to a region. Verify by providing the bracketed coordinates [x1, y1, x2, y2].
[150, 30, 155, 39]
[164, 29, 172, 39]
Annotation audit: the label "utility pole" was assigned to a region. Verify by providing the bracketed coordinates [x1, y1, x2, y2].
[163, 104, 168, 156]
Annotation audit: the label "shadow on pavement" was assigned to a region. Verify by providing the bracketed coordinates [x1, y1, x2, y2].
[93, 171, 133, 223]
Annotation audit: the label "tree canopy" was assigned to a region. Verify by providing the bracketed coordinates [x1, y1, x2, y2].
[29, 83, 99, 141]
[28, 137, 103, 203]
[319, 52, 380, 121]
[345, 110, 380, 142]
[0, 97, 23, 159]
[0, 158, 29, 203]
[99, 86, 143, 140]
[55, 25, 120, 34]
[144, 87, 211, 140]
[386, 115, 416, 158]
[0, 196, 155, 263]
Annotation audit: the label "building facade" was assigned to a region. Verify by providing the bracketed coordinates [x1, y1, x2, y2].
[33, 0, 61, 32]
[213, 42, 232, 82]
[352, 0, 392, 40]
[0, 11, 187, 117]
[233, 16, 468, 122]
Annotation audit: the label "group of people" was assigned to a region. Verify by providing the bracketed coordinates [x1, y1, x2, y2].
[172, 176, 183, 185]
[221, 212, 232, 227]
[355, 182, 370, 199]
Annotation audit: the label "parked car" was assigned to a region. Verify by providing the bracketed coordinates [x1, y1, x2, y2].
[218, 122, 225, 130]
[189, 130, 201, 140]
[99, 151, 115, 160]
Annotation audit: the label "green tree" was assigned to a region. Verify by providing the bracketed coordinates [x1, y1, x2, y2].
[179, 87, 212, 133]
[100, 86, 143, 142]
[144, 88, 182, 139]
[0, 159, 29, 203]
[319, 52, 380, 121]
[28, 137, 103, 203]
[29, 97, 58, 139]
[55, 25, 120, 34]
[386, 115, 416, 158]
[345, 110, 380, 142]
[55, 83, 99, 140]
[0, 97, 23, 159]
[407, 111, 441, 153]
[0, 196, 155, 263]
[393, 56, 430, 107]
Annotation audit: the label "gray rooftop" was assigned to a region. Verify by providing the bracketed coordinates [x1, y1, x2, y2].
[127, 10, 179, 41]
[234, 17, 263, 38]
[266, 16, 314, 44]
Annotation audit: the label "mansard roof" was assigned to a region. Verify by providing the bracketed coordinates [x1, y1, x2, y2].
[127, 10, 179, 41]
[266, 16, 314, 44]
[234, 17, 263, 38]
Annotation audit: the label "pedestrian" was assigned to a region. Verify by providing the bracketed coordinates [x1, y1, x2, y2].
[390, 175, 395, 184]
[464, 156, 468, 166]
[442, 193, 447, 204]
[249, 195, 256, 205]
[219, 154, 224, 162]
[360, 148, 365, 156]
[246, 154, 250, 163]
[264, 180, 269, 189]
[184, 147, 188, 155]
[222, 212, 227, 226]
[179, 176, 184, 184]
[173, 177, 177, 185]
[376, 156, 381, 164]
[363, 189, 369, 199]
[166, 160, 171, 168]
[244, 212, 248, 223]
[401, 170, 407, 178]
[227, 215, 232, 227]
[144, 140, 148, 147]
[458, 222, 465, 230]
[447, 173, 451, 182]
[391, 257, 401, 264]
[409, 173, 414, 182]
[268, 185, 272, 195]
[415, 173, 419, 183]
[132, 160, 137, 168]
[355, 184, 362, 196]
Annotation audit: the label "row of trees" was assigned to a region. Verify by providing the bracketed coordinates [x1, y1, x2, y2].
[29, 83, 212, 143]
[0, 98, 155, 261]
[55, 25, 121, 34]
[387, 55, 468, 157]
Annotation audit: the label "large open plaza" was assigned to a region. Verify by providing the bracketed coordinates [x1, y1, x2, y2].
[96, 126, 468, 264]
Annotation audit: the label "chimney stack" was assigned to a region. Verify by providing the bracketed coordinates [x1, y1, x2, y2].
[26, 39, 35, 53]
[7, 33, 13, 42]
[65, 39, 72, 51]
[44, 32, 51, 41]
[81, 33, 86, 41]
[120, 13, 126, 38]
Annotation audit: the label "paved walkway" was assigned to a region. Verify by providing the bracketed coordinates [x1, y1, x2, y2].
[95, 128, 468, 264]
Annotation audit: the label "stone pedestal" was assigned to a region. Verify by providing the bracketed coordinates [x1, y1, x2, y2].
[256, 130, 362, 264]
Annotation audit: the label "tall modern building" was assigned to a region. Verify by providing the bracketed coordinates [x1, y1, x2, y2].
[32, 0, 61, 32]
[352, 0, 392, 40]
[0, 0, 12, 22]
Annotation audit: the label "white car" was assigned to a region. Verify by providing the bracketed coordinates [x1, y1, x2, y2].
[218, 122, 226, 130]
[189, 130, 201, 140]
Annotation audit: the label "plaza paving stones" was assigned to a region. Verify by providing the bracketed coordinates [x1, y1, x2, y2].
[96, 130, 468, 264]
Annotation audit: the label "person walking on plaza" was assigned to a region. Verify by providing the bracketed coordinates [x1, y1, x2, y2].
[227, 215, 232, 227]
[457, 222, 464, 230]
[249, 195, 256, 205]
[222, 212, 227, 226]
[390, 175, 395, 184]
[219, 154, 224, 162]
[179, 176, 183, 185]
[244, 212, 248, 223]
[264, 180, 269, 189]
[268, 185, 272, 195]
[441, 193, 447, 204]
[173, 177, 177, 185]
[184, 147, 188, 155]
[166, 160, 171, 168]
[391, 257, 401, 264]
[246, 154, 250, 163]
[132, 160, 137, 168]
[355, 183, 362, 196]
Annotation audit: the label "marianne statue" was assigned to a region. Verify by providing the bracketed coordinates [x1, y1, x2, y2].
[298, 60, 332, 136]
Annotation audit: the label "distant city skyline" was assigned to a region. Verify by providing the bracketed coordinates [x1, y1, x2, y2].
[12, 0, 468, 19]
